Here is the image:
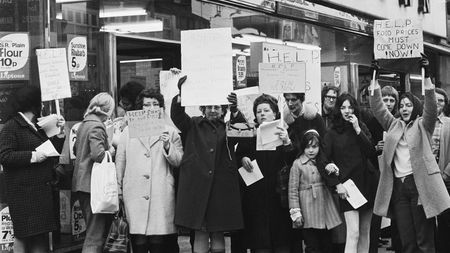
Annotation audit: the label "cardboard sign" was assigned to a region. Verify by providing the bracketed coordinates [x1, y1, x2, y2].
[67, 35, 88, 81]
[127, 109, 165, 138]
[0, 32, 29, 80]
[259, 62, 306, 94]
[374, 19, 423, 59]
[36, 48, 71, 101]
[181, 28, 233, 106]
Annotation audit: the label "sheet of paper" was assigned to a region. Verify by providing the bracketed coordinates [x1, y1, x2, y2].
[238, 160, 264, 186]
[180, 28, 233, 106]
[343, 179, 368, 209]
[36, 139, 60, 157]
[37, 114, 60, 137]
[256, 127, 282, 151]
[235, 87, 259, 125]
[127, 109, 166, 138]
[259, 120, 282, 145]
[381, 217, 391, 229]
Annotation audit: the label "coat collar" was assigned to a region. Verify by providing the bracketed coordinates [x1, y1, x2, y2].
[299, 154, 315, 165]
[83, 113, 105, 124]
[12, 113, 47, 141]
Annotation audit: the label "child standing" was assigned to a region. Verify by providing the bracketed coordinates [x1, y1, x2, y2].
[288, 130, 342, 253]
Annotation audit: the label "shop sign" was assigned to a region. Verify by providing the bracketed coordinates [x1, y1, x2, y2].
[0, 32, 29, 80]
[0, 206, 14, 246]
[71, 200, 86, 241]
[213, 0, 276, 12]
[36, 48, 72, 101]
[333, 66, 341, 87]
[67, 35, 88, 81]
[236, 55, 247, 87]
[373, 18, 423, 59]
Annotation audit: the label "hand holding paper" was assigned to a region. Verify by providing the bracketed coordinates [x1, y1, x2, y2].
[36, 140, 60, 157]
[238, 160, 264, 186]
[342, 179, 368, 209]
[37, 114, 61, 137]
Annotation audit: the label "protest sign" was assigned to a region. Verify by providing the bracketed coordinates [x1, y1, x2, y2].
[235, 86, 259, 125]
[181, 28, 233, 106]
[0, 32, 29, 80]
[126, 109, 165, 138]
[374, 19, 423, 59]
[259, 62, 306, 94]
[36, 48, 71, 101]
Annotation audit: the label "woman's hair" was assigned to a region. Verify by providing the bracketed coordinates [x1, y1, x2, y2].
[119, 81, 144, 110]
[331, 93, 360, 132]
[84, 92, 115, 118]
[399, 92, 422, 123]
[135, 88, 165, 110]
[252, 94, 280, 123]
[321, 85, 340, 101]
[298, 130, 327, 166]
[435, 88, 449, 106]
[13, 86, 42, 116]
[199, 105, 228, 118]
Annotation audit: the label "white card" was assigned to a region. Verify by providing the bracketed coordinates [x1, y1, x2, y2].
[343, 179, 368, 209]
[238, 160, 264, 186]
[36, 140, 60, 157]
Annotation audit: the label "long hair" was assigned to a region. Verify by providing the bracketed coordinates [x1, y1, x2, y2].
[84, 92, 115, 119]
[398, 92, 422, 123]
[331, 93, 360, 133]
[298, 130, 327, 169]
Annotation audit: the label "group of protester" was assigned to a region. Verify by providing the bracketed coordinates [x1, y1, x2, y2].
[1, 56, 450, 253]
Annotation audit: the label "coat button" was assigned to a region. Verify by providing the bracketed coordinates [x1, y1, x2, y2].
[143, 175, 150, 179]
[209, 170, 213, 175]
[143, 196, 149, 200]
[209, 148, 214, 153]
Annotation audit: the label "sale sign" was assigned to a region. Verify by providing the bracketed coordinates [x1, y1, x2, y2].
[67, 35, 88, 81]
[0, 32, 29, 80]
[373, 19, 423, 59]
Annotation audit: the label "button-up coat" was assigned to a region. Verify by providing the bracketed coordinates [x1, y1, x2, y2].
[370, 87, 450, 218]
[0, 114, 64, 237]
[116, 126, 183, 235]
[170, 97, 243, 232]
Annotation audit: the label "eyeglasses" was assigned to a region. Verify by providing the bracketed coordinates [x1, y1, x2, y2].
[437, 99, 445, 103]
[325, 95, 337, 101]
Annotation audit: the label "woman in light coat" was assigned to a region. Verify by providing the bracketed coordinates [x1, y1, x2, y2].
[369, 59, 450, 253]
[116, 88, 183, 253]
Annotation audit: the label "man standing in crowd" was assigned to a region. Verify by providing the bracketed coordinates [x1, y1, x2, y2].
[432, 88, 450, 253]
[322, 86, 339, 129]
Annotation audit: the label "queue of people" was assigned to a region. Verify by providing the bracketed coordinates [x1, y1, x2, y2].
[2, 55, 450, 253]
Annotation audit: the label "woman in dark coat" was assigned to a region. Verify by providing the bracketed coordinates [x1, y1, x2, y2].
[171, 76, 243, 253]
[236, 94, 294, 253]
[323, 93, 377, 253]
[0, 86, 65, 252]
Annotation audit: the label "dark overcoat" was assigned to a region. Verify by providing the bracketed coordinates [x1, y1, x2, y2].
[235, 138, 293, 249]
[171, 97, 243, 232]
[0, 114, 64, 238]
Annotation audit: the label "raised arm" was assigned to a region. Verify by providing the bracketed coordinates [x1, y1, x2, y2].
[170, 95, 192, 134]
[422, 77, 437, 134]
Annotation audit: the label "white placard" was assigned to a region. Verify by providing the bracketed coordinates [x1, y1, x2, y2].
[259, 62, 306, 94]
[259, 119, 282, 145]
[238, 160, 264, 186]
[126, 109, 165, 138]
[36, 48, 71, 101]
[235, 86, 259, 124]
[181, 28, 233, 106]
[374, 19, 423, 59]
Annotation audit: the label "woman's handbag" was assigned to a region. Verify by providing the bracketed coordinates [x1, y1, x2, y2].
[90, 151, 119, 213]
[104, 201, 129, 253]
[226, 122, 256, 138]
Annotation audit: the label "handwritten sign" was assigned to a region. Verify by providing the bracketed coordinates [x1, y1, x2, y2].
[36, 48, 71, 101]
[181, 28, 233, 106]
[126, 109, 165, 138]
[374, 19, 423, 59]
[259, 62, 306, 94]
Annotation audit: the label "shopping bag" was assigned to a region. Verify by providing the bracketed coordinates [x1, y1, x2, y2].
[104, 201, 129, 253]
[90, 151, 119, 213]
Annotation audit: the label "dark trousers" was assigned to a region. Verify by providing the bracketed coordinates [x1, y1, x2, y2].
[77, 191, 111, 253]
[131, 233, 179, 253]
[436, 187, 450, 253]
[302, 228, 332, 253]
[392, 175, 436, 253]
[369, 214, 382, 253]
[290, 228, 304, 253]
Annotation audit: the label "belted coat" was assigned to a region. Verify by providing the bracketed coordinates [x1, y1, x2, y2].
[170, 96, 243, 232]
[370, 87, 450, 218]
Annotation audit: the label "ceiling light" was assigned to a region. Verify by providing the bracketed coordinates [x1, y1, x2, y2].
[100, 20, 163, 34]
[99, 7, 147, 18]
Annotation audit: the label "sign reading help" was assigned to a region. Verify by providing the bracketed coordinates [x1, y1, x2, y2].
[36, 48, 72, 101]
[127, 109, 165, 138]
[259, 62, 306, 94]
[374, 19, 423, 59]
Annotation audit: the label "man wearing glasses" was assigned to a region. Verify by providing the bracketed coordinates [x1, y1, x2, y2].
[321, 86, 340, 129]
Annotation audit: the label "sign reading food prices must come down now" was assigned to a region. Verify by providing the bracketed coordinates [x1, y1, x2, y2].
[373, 18, 423, 59]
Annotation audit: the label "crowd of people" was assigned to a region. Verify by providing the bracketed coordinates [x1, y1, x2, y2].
[2, 56, 450, 253]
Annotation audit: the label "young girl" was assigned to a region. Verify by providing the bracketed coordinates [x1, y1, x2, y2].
[288, 130, 342, 253]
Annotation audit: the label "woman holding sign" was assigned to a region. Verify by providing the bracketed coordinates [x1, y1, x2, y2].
[323, 93, 377, 253]
[116, 88, 183, 253]
[370, 58, 450, 253]
[236, 94, 294, 253]
[0, 86, 65, 252]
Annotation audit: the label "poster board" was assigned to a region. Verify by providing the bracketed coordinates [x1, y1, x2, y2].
[373, 18, 423, 59]
[126, 109, 165, 138]
[259, 62, 306, 94]
[180, 28, 233, 106]
[36, 48, 71, 101]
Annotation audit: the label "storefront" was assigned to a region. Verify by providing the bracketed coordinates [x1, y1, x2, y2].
[1, 0, 450, 252]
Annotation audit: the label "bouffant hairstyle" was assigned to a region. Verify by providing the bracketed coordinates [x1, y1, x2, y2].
[119, 81, 145, 110]
[84, 92, 115, 118]
[13, 86, 42, 116]
[253, 94, 280, 123]
[399, 92, 422, 123]
[135, 88, 165, 110]
[331, 93, 360, 132]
